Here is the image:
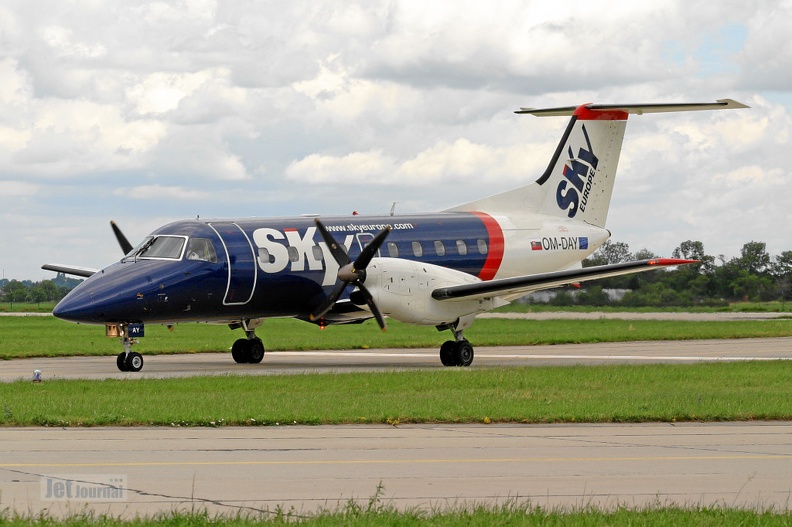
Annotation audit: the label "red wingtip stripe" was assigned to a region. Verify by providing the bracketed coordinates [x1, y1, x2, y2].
[651, 258, 699, 266]
[470, 211, 504, 281]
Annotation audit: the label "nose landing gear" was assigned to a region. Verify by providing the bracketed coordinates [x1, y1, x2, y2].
[108, 323, 145, 372]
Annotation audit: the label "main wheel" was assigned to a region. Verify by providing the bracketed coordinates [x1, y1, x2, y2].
[116, 352, 129, 372]
[125, 351, 144, 372]
[248, 339, 265, 363]
[440, 340, 457, 366]
[454, 340, 474, 367]
[231, 339, 250, 363]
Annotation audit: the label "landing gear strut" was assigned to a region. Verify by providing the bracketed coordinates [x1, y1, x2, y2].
[231, 319, 265, 364]
[438, 318, 475, 367]
[113, 324, 144, 372]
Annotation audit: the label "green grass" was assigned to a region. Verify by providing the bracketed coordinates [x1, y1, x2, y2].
[1, 503, 791, 526]
[2, 362, 791, 426]
[3, 316, 792, 359]
[0, 301, 57, 313]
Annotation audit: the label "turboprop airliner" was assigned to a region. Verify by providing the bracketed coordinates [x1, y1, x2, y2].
[44, 99, 747, 372]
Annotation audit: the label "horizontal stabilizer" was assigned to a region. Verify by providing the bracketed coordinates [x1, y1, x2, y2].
[432, 258, 696, 302]
[516, 99, 748, 116]
[41, 264, 98, 278]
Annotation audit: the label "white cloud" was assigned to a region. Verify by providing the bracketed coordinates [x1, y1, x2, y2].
[1, 0, 791, 279]
[0, 181, 38, 197]
[112, 184, 212, 201]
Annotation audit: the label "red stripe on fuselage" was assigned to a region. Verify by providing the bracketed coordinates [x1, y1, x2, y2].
[470, 211, 504, 281]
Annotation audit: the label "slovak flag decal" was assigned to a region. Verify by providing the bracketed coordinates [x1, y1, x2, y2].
[531, 240, 542, 251]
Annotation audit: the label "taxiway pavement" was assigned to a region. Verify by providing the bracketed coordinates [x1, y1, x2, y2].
[2, 337, 791, 382]
[1, 423, 791, 517]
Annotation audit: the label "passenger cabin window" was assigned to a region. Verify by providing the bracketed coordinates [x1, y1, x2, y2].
[411, 241, 423, 257]
[128, 235, 186, 260]
[434, 240, 445, 256]
[185, 238, 218, 263]
[456, 240, 467, 256]
[387, 242, 399, 257]
[287, 246, 300, 263]
[258, 248, 272, 265]
[312, 245, 324, 261]
[477, 239, 488, 254]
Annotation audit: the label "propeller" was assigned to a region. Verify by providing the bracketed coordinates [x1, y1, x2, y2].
[110, 220, 134, 255]
[310, 218, 391, 331]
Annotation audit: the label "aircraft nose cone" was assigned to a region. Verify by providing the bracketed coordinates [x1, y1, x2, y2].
[51, 262, 144, 324]
[52, 287, 97, 323]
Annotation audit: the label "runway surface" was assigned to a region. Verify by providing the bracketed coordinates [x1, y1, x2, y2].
[2, 423, 791, 517]
[3, 337, 792, 382]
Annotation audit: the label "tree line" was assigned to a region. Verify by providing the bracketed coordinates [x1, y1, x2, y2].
[0, 274, 83, 306]
[559, 239, 792, 307]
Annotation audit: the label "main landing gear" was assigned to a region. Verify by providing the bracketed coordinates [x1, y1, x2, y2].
[230, 319, 265, 364]
[438, 318, 475, 367]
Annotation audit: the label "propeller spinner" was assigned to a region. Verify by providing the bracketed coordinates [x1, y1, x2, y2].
[310, 219, 391, 331]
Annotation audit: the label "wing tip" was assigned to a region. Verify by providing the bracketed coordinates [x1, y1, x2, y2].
[649, 258, 699, 266]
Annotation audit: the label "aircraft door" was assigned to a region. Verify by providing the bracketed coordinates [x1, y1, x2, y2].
[208, 222, 257, 305]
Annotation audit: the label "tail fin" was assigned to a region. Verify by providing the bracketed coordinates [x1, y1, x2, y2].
[447, 99, 748, 228]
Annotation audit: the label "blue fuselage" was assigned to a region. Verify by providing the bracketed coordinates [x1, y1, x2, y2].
[53, 212, 504, 325]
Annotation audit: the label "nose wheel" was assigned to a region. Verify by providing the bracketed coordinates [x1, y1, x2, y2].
[117, 350, 144, 372]
[116, 331, 144, 372]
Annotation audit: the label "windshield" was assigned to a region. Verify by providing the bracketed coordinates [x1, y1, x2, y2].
[125, 236, 187, 260]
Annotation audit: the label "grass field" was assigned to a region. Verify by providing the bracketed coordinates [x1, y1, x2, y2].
[3, 316, 792, 359]
[2, 361, 791, 426]
[2, 505, 792, 526]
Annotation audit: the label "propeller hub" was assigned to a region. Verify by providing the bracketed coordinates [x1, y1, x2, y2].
[338, 264, 363, 283]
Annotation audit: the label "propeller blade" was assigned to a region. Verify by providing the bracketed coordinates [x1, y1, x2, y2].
[110, 220, 134, 255]
[310, 219, 389, 331]
[354, 226, 391, 270]
[314, 219, 351, 267]
[310, 280, 348, 321]
[357, 284, 387, 332]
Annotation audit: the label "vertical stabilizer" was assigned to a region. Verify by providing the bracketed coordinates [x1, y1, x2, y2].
[447, 99, 748, 228]
[536, 107, 626, 227]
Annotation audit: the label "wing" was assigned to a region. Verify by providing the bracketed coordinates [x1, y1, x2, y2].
[41, 264, 99, 278]
[431, 258, 695, 302]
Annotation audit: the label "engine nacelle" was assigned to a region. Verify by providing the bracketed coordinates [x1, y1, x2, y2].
[361, 258, 499, 326]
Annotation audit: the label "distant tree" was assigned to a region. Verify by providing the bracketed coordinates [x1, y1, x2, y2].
[549, 290, 575, 306]
[2, 280, 28, 305]
[585, 240, 633, 266]
[735, 241, 771, 275]
[576, 285, 610, 306]
[672, 240, 716, 275]
[771, 251, 792, 301]
[634, 248, 659, 260]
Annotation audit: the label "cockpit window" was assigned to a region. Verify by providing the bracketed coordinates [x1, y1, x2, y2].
[186, 237, 218, 263]
[125, 236, 187, 260]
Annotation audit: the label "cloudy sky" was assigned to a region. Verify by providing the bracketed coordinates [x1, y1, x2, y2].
[1, 0, 790, 280]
